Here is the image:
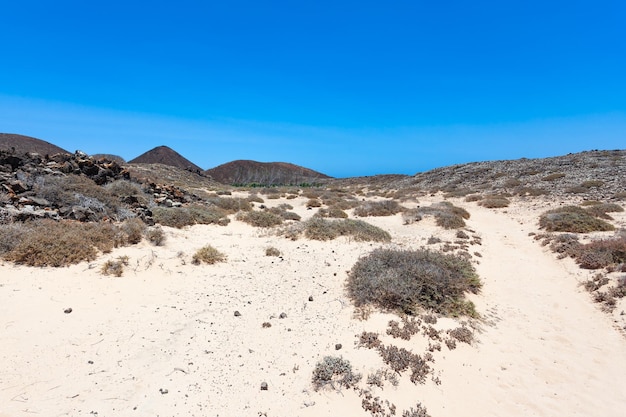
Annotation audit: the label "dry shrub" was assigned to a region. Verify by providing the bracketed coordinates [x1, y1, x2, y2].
[146, 226, 166, 246]
[580, 180, 604, 188]
[377, 345, 432, 384]
[247, 194, 264, 203]
[207, 196, 252, 213]
[265, 246, 281, 257]
[354, 200, 404, 217]
[120, 217, 146, 244]
[447, 326, 474, 344]
[583, 203, 624, 220]
[405, 202, 469, 229]
[539, 206, 614, 233]
[101, 256, 129, 277]
[192, 245, 226, 265]
[306, 198, 322, 208]
[478, 196, 510, 208]
[346, 248, 481, 317]
[357, 331, 382, 349]
[268, 205, 301, 221]
[311, 356, 361, 391]
[33, 174, 121, 220]
[152, 205, 229, 228]
[237, 210, 284, 227]
[297, 218, 391, 242]
[465, 194, 482, 202]
[3, 220, 101, 266]
[542, 173, 566, 181]
[576, 238, 626, 269]
[316, 207, 348, 218]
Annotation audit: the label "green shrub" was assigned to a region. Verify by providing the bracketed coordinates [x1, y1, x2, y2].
[192, 245, 226, 265]
[354, 200, 404, 217]
[311, 356, 361, 391]
[539, 206, 614, 233]
[346, 248, 481, 316]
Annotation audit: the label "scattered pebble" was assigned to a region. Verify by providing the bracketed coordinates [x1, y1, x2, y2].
[159, 388, 168, 395]
[260, 382, 268, 391]
[234, 311, 241, 317]
[279, 312, 287, 319]
[308, 296, 314, 302]
[335, 343, 342, 350]
[64, 308, 73, 314]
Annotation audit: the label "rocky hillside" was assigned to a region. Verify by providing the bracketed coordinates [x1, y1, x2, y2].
[206, 160, 331, 186]
[0, 133, 70, 156]
[401, 150, 626, 200]
[129, 145, 203, 173]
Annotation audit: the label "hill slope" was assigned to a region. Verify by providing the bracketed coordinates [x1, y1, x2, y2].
[206, 160, 331, 185]
[128, 146, 203, 173]
[0, 133, 69, 155]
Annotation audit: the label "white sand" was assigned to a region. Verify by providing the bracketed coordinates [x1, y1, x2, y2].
[1, 194, 625, 417]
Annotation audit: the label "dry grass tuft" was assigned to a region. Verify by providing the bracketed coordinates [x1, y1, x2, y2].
[285, 218, 391, 242]
[192, 245, 227, 265]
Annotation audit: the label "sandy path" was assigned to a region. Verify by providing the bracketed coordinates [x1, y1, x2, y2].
[424, 204, 626, 416]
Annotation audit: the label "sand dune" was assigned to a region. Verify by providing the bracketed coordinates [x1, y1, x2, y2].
[1, 194, 625, 417]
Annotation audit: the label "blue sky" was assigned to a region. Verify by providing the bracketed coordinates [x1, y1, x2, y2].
[1, 1, 624, 177]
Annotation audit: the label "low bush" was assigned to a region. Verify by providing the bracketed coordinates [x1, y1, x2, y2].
[101, 256, 129, 277]
[192, 245, 226, 265]
[583, 203, 624, 220]
[576, 238, 626, 269]
[306, 198, 322, 208]
[265, 246, 281, 257]
[346, 248, 481, 316]
[542, 173, 566, 181]
[311, 356, 361, 391]
[316, 207, 348, 218]
[404, 202, 469, 229]
[146, 226, 166, 246]
[302, 218, 391, 242]
[236, 210, 284, 227]
[207, 197, 252, 213]
[478, 196, 510, 208]
[539, 206, 614, 233]
[354, 200, 404, 217]
[152, 205, 229, 228]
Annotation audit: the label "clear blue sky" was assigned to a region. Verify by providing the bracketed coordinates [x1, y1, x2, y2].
[1, 1, 624, 177]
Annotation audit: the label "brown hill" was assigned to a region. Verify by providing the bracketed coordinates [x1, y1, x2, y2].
[0, 133, 70, 156]
[206, 160, 332, 185]
[128, 146, 203, 173]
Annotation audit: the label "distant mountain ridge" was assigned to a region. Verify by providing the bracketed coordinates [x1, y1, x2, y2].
[0, 133, 70, 156]
[205, 159, 332, 185]
[128, 145, 203, 173]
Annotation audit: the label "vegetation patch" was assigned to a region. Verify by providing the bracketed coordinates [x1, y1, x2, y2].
[152, 205, 230, 228]
[403, 202, 469, 229]
[0, 219, 144, 267]
[346, 248, 481, 317]
[539, 206, 615, 233]
[101, 256, 130, 277]
[311, 356, 362, 391]
[236, 210, 284, 227]
[192, 245, 226, 265]
[354, 200, 404, 217]
[478, 196, 510, 208]
[284, 218, 391, 242]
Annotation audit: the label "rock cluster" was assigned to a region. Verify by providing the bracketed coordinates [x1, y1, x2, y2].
[0, 149, 202, 224]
